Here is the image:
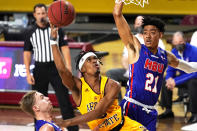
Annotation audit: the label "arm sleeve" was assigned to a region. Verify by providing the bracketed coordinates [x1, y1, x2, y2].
[177, 59, 197, 74]
[23, 28, 33, 51]
[58, 28, 68, 47]
[190, 31, 197, 47]
[174, 72, 197, 85]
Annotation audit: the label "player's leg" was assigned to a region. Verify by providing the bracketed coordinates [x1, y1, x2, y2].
[121, 98, 157, 131]
[32, 63, 49, 96]
[158, 80, 174, 119]
[120, 99, 137, 121]
[187, 78, 197, 123]
[142, 109, 157, 131]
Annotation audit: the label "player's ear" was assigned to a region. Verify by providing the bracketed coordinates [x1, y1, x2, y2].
[81, 68, 85, 73]
[159, 32, 163, 38]
[33, 12, 36, 18]
[33, 105, 39, 112]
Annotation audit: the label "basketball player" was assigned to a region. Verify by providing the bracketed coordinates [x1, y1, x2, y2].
[113, 1, 197, 131]
[49, 24, 147, 131]
[20, 91, 62, 131]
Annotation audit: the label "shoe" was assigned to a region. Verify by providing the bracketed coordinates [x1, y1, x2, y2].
[181, 123, 197, 131]
[173, 97, 183, 103]
[158, 111, 174, 119]
[187, 115, 197, 124]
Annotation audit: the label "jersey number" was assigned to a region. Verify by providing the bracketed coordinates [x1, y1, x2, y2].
[145, 73, 159, 93]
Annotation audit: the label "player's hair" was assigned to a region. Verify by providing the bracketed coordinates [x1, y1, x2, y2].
[142, 16, 165, 33]
[33, 3, 47, 12]
[75, 51, 92, 71]
[173, 31, 185, 39]
[19, 91, 37, 117]
[75, 51, 101, 72]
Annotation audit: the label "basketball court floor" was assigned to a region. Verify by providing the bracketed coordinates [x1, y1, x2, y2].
[0, 125, 90, 131]
[0, 100, 193, 131]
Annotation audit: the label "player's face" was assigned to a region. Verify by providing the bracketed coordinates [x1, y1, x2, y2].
[82, 56, 100, 76]
[33, 7, 48, 24]
[143, 25, 162, 49]
[33, 92, 53, 113]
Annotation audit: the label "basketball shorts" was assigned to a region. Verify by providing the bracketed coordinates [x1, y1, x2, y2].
[120, 99, 157, 131]
[120, 116, 148, 131]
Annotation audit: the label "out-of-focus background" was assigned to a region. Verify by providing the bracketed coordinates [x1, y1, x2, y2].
[0, 0, 197, 130]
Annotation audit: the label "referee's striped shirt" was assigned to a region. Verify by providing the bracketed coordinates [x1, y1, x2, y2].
[24, 23, 67, 62]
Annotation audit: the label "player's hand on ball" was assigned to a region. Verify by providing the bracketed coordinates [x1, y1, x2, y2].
[50, 24, 58, 40]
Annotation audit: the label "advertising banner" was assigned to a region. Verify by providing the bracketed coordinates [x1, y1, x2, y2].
[0, 46, 34, 91]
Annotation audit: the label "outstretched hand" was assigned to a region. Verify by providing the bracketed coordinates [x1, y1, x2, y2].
[52, 116, 71, 129]
[52, 117, 65, 129]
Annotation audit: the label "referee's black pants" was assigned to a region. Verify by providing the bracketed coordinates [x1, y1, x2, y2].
[33, 62, 79, 131]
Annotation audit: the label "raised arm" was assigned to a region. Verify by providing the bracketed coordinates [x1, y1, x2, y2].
[113, 1, 141, 63]
[50, 25, 80, 95]
[60, 79, 121, 127]
[167, 51, 197, 73]
[61, 46, 72, 72]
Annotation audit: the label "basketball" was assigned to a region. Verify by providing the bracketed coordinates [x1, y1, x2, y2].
[48, 0, 75, 27]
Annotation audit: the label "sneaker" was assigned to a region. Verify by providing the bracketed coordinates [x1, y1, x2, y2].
[158, 111, 174, 119]
[187, 115, 197, 124]
[173, 97, 183, 103]
[181, 123, 197, 131]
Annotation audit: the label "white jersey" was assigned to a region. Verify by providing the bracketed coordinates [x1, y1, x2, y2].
[190, 31, 197, 47]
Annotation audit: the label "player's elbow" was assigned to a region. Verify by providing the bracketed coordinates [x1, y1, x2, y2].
[94, 109, 107, 119]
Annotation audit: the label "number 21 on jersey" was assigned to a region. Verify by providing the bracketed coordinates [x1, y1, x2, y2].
[145, 73, 159, 93]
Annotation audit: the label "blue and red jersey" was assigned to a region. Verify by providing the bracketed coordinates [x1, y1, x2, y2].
[126, 44, 168, 106]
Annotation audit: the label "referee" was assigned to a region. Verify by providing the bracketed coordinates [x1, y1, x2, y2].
[23, 3, 78, 131]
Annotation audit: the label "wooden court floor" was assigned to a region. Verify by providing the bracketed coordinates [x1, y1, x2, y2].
[0, 103, 189, 131]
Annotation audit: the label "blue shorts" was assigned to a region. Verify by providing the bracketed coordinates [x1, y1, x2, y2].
[120, 98, 157, 131]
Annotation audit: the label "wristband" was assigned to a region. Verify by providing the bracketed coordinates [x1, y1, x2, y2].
[50, 40, 58, 45]
[50, 36, 58, 45]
